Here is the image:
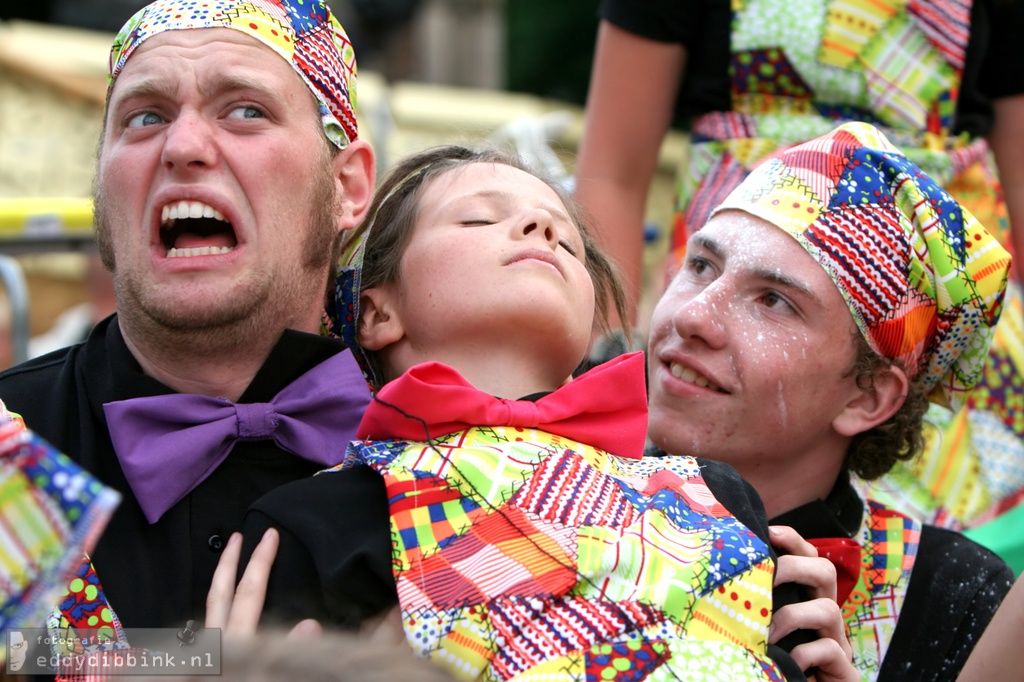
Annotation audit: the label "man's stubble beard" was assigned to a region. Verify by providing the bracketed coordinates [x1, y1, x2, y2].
[93, 160, 341, 356]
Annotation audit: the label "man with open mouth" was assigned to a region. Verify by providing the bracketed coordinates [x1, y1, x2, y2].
[0, 0, 376, 633]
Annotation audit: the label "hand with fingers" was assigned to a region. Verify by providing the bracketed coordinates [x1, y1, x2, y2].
[770, 525, 859, 682]
[205, 529, 322, 639]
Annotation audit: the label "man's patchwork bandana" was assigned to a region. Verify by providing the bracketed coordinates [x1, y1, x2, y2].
[107, 0, 358, 149]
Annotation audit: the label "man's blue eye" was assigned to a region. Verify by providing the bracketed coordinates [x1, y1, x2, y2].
[228, 106, 264, 119]
[127, 112, 163, 128]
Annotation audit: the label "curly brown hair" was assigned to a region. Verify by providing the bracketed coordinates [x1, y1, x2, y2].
[345, 144, 631, 385]
[844, 329, 930, 480]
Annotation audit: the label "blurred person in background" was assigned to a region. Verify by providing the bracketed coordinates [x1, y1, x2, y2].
[28, 251, 117, 359]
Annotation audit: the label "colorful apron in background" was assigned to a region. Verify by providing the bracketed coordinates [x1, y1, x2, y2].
[670, 0, 1005, 263]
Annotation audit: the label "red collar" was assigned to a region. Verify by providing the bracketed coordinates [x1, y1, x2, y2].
[358, 351, 648, 459]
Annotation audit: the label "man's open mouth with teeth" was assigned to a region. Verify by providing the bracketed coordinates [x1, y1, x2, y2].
[160, 200, 237, 258]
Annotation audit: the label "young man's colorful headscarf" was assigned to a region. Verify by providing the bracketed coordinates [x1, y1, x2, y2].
[106, 0, 358, 149]
[713, 121, 1011, 409]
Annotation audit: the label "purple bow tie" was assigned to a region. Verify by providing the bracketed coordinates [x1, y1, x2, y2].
[103, 350, 371, 524]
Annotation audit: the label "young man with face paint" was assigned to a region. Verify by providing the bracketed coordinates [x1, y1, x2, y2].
[646, 121, 1016, 681]
[0, 0, 375, 630]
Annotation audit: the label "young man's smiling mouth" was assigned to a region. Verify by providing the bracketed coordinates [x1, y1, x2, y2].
[668, 361, 727, 393]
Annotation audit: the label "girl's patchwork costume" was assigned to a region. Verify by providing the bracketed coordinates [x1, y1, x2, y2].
[344, 354, 785, 681]
[246, 352, 806, 680]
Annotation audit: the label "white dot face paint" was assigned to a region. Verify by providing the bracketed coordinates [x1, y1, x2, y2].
[646, 210, 863, 483]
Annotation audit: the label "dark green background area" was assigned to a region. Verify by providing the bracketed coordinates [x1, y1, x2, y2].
[505, 1, 600, 106]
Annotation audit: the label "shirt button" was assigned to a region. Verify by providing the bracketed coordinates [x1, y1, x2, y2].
[207, 534, 224, 552]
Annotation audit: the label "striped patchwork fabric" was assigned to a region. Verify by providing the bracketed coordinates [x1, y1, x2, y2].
[860, 14, 954, 131]
[0, 411, 119, 633]
[818, 0, 902, 70]
[714, 122, 1011, 410]
[107, 0, 358, 149]
[842, 500, 921, 680]
[337, 428, 785, 681]
[907, 0, 972, 71]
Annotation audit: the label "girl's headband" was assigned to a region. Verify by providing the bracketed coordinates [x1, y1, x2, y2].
[323, 163, 433, 391]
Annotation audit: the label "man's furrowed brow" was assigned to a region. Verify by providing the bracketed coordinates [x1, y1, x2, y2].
[110, 76, 177, 107]
[198, 73, 277, 100]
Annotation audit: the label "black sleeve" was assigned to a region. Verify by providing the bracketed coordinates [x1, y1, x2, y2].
[0, 350, 83, 455]
[976, 0, 1024, 100]
[599, 0, 732, 120]
[955, 0, 1024, 135]
[238, 465, 397, 630]
[696, 457, 771, 543]
[879, 526, 1015, 681]
[600, 0, 697, 45]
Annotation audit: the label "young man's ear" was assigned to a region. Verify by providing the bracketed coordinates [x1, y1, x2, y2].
[358, 288, 404, 352]
[334, 139, 376, 232]
[833, 364, 909, 437]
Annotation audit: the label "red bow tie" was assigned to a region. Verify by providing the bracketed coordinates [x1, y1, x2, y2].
[808, 537, 862, 605]
[357, 351, 648, 459]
